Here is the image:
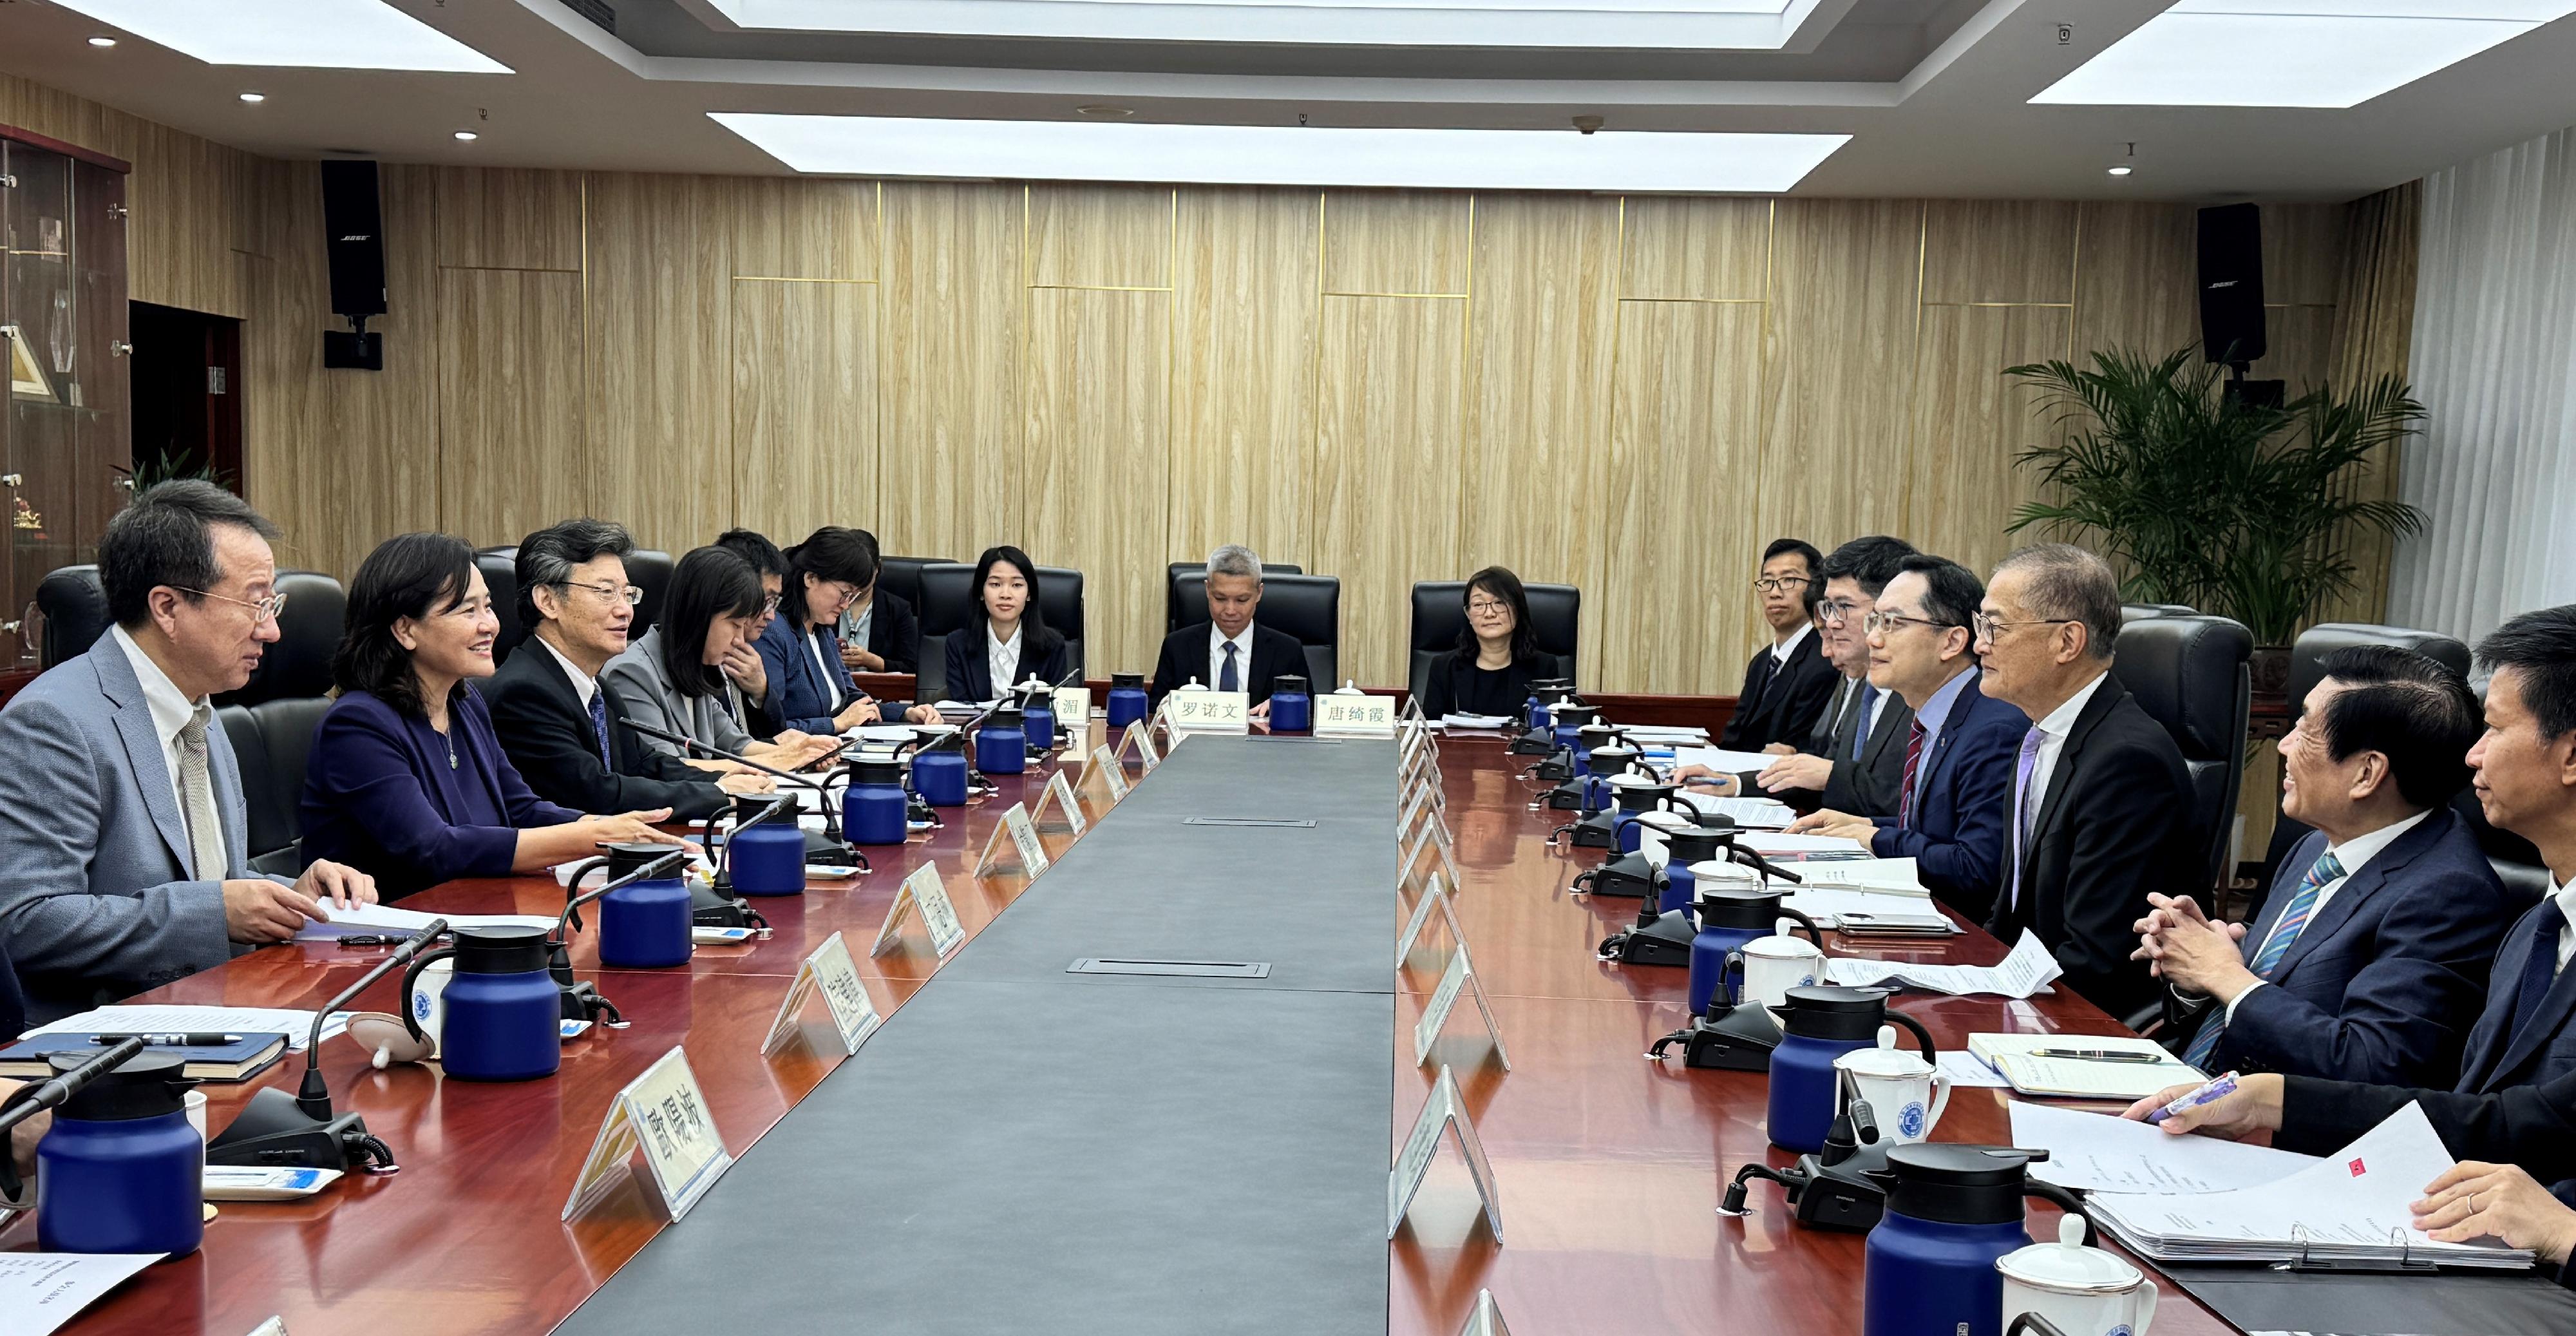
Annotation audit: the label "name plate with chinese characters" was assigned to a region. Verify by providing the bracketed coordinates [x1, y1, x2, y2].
[563, 1045, 734, 1223]
[1317, 692, 1397, 738]
[762, 931, 882, 1056]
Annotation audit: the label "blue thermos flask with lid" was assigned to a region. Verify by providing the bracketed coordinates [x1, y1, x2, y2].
[1767, 986, 1934, 1153]
[1656, 826, 1736, 915]
[911, 731, 971, 807]
[404, 926, 567, 1082]
[1687, 882, 1824, 1014]
[1018, 685, 1056, 752]
[1106, 672, 1150, 729]
[563, 841, 693, 969]
[30, 1050, 204, 1255]
[723, 793, 808, 896]
[977, 704, 1028, 776]
[1551, 703, 1600, 752]
[1863, 1144, 2089, 1336]
[1267, 675, 1311, 733]
[844, 757, 911, 845]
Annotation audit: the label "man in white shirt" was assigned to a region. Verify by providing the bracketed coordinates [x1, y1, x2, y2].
[2137, 645, 2512, 1085]
[1148, 544, 1306, 718]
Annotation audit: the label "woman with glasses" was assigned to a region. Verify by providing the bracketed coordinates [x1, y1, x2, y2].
[605, 546, 842, 772]
[752, 527, 891, 736]
[301, 533, 687, 899]
[1419, 566, 1561, 720]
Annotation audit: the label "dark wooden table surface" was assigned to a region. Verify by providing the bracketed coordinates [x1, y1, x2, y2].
[26, 723, 2234, 1335]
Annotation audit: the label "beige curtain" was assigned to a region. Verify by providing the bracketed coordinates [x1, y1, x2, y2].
[2313, 181, 2422, 625]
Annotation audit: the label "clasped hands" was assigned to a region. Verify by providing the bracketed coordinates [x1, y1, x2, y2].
[2131, 892, 2259, 1003]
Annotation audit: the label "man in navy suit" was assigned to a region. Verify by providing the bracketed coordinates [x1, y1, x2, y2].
[1790, 555, 2026, 921]
[2138, 644, 2511, 1084]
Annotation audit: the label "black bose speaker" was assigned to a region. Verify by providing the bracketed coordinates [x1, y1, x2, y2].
[2196, 203, 2266, 368]
[320, 161, 386, 320]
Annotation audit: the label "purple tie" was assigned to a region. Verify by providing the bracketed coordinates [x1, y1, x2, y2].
[2007, 726, 2046, 910]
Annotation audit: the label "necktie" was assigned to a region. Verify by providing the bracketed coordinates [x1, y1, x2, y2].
[1747, 653, 1777, 710]
[175, 714, 227, 880]
[1220, 641, 1240, 693]
[2007, 725, 2047, 911]
[588, 688, 614, 769]
[1849, 682, 1878, 761]
[2506, 903, 2568, 1048]
[2183, 850, 2346, 1070]
[1895, 720, 1927, 827]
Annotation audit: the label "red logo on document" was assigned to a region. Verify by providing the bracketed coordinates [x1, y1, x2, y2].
[2349, 1158, 2367, 1177]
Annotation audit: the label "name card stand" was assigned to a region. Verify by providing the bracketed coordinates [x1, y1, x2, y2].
[1316, 692, 1397, 738]
[870, 863, 966, 959]
[1118, 721, 1162, 772]
[1398, 786, 1452, 852]
[1051, 685, 1092, 745]
[1168, 689, 1250, 734]
[1401, 819, 1463, 900]
[1388, 1064, 1502, 1243]
[563, 1045, 734, 1224]
[1396, 872, 1470, 971]
[1031, 767, 1088, 836]
[1456, 1290, 1514, 1336]
[973, 801, 1052, 881]
[1081, 745, 1131, 803]
[762, 930, 884, 1056]
[1413, 942, 1510, 1071]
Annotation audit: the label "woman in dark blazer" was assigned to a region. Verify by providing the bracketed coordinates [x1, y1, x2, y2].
[1419, 566, 1561, 720]
[837, 529, 921, 676]
[752, 527, 886, 737]
[300, 534, 683, 899]
[935, 546, 1070, 705]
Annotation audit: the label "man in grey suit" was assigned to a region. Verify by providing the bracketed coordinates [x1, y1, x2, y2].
[0, 482, 374, 1023]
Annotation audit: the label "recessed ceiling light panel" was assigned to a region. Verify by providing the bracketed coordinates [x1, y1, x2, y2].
[705, 0, 1819, 49]
[49, 0, 512, 72]
[2032, 3, 2576, 108]
[710, 113, 1850, 193]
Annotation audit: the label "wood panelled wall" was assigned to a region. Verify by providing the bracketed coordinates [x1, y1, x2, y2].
[1, 73, 2360, 694]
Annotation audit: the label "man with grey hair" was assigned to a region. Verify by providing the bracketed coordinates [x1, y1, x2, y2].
[1148, 544, 1307, 715]
[1974, 541, 2197, 1017]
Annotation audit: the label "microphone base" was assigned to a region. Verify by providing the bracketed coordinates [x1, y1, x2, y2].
[1605, 909, 1696, 968]
[1508, 727, 1556, 756]
[1587, 852, 1659, 898]
[1532, 750, 1576, 783]
[1569, 811, 1620, 849]
[207, 1087, 383, 1171]
[1680, 1002, 1783, 1072]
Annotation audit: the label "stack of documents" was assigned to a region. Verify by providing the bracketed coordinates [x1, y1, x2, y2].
[1969, 1032, 2202, 1100]
[1783, 886, 1957, 937]
[1678, 796, 1797, 829]
[1824, 930, 2062, 997]
[1439, 713, 1517, 732]
[1622, 725, 1712, 745]
[1663, 745, 1783, 776]
[23, 1006, 351, 1051]
[1737, 830, 1873, 858]
[2012, 1102, 2318, 1194]
[297, 901, 556, 941]
[1797, 859, 1926, 893]
[2084, 1103, 2535, 1269]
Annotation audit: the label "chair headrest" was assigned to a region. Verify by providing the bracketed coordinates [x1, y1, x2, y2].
[475, 549, 525, 663]
[625, 549, 675, 640]
[219, 571, 345, 705]
[2111, 615, 2252, 760]
[2287, 622, 2471, 713]
[2119, 602, 2197, 624]
[35, 565, 109, 670]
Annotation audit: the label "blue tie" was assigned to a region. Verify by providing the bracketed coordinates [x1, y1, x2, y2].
[1849, 682, 1877, 761]
[1220, 641, 1240, 693]
[2183, 850, 2344, 1071]
[588, 688, 613, 770]
[2507, 904, 2567, 1047]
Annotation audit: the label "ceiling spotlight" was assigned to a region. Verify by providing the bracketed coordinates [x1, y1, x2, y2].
[238, 91, 265, 103]
[2106, 164, 2134, 176]
[453, 130, 478, 141]
[88, 35, 117, 48]
[1075, 104, 1134, 119]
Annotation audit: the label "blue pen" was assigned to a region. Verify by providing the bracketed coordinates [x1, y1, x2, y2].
[2146, 1071, 2239, 1123]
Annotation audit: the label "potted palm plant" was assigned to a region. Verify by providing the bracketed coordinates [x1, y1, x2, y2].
[2003, 346, 2425, 690]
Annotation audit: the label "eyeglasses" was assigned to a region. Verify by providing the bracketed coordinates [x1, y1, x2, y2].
[1818, 599, 1864, 627]
[760, 593, 782, 615]
[178, 587, 286, 623]
[1969, 611, 2078, 644]
[1862, 610, 1958, 637]
[1466, 599, 1510, 616]
[554, 580, 642, 607]
[1753, 577, 1814, 595]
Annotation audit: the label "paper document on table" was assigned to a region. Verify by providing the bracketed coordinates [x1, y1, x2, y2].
[1794, 859, 1926, 893]
[2087, 1103, 2533, 1267]
[297, 900, 555, 941]
[1780, 886, 1957, 935]
[687, 814, 829, 834]
[1665, 746, 1784, 776]
[23, 1005, 349, 1051]
[1680, 796, 1797, 829]
[2013, 1102, 2318, 1194]
[1620, 725, 1712, 745]
[0, 1253, 163, 1336]
[1824, 930, 2062, 997]
[1937, 1051, 2011, 1089]
[1439, 713, 1516, 731]
[1737, 830, 1873, 857]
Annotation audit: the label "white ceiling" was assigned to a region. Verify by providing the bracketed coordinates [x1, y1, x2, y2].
[5, 0, 2576, 200]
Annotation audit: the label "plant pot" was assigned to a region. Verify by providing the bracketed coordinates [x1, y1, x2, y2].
[2249, 646, 2292, 696]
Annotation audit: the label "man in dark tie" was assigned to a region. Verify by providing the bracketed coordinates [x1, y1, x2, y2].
[1148, 544, 1306, 716]
[1718, 538, 1839, 751]
[2139, 645, 2514, 1085]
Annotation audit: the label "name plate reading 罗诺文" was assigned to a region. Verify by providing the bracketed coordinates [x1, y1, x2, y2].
[1387, 1064, 1502, 1243]
[1317, 692, 1397, 738]
[1412, 942, 1510, 1071]
[870, 862, 965, 959]
[1168, 689, 1250, 734]
[762, 930, 882, 1056]
[563, 1045, 734, 1224]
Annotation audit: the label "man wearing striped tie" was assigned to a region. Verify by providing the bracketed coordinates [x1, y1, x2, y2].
[2139, 645, 2513, 1086]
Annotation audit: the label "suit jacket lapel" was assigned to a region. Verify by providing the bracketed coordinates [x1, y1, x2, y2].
[2239, 832, 2319, 966]
[93, 646, 196, 875]
[2492, 946, 2576, 1088]
[1861, 696, 1909, 767]
[2027, 682, 2121, 856]
[2271, 829, 2420, 982]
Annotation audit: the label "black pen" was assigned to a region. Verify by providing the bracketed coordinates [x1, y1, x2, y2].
[2030, 1047, 2163, 1063]
[88, 1033, 241, 1046]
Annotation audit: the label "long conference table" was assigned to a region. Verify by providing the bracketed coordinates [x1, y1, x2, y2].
[21, 721, 2239, 1336]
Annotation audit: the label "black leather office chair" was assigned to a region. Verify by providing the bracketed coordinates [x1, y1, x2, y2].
[475, 546, 524, 666]
[1038, 566, 1085, 681]
[1163, 561, 1303, 635]
[878, 557, 945, 615]
[625, 548, 674, 641]
[2111, 614, 2253, 901]
[1407, 580, 1581, 702]
[914, 562, 1084, 696]
[216, 570, 344, 708]
[218, 698, 331, 875]
[1164, 570, 1338, 684]
[2251, 624, 2475, 917]
[35, 565, 110, 669]
[2119, 602, 2197, 624]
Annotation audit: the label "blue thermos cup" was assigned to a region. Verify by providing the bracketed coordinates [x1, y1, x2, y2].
[33, 1050, 204, 1255]
[911, 733, 971, 807]
[404, 926, 564, 1082]
[1551, 704, 1600, 752]
[1019, 688, 1057, 753]
[1654, 826, 1734, 915]
[1106, 672, 1150, 729]
[565, 841, 693, 969]
[1863, 1145, 2090, 1336]
[844, 758, 911, 845]
[1767, 986, 1934, 1153]
[722, 793, 808, 896]
[1268, 675, 1311, 733]
[977, 705, 1028, 776]
[1688, 886, 1825, 1015]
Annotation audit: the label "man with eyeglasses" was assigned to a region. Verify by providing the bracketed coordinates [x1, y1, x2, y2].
[1718, 539, 1839, 752]
[0, 482, 377, 1023]
[1786, 554, 2027, 921]
[486, 518, 772, 823]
